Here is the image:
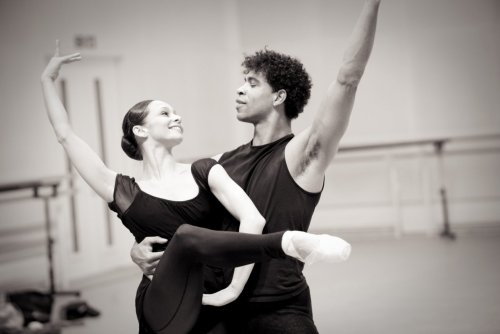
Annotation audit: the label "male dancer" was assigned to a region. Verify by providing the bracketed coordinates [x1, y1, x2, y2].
[132, 1, 381, 332]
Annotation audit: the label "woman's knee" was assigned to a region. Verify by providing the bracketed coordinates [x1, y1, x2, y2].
[173, 224, 203, 256]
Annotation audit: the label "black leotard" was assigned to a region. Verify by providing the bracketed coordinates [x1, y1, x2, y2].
[108, 159, 220, 333]
[108, 158, 222, 244]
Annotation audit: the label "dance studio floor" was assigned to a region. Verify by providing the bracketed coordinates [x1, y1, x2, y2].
[60, 230, 500, 334]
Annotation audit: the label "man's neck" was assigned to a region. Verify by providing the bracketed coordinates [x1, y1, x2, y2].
[252, 120, 292, 146]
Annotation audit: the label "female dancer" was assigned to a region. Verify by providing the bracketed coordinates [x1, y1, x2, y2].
[41, 42, 351, 334]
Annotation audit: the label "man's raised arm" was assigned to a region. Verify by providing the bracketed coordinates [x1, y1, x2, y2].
[286, 0, 381, 192]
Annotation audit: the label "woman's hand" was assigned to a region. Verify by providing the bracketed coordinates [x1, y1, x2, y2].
[202, 285, 239, 307]
[41, 40, 81, 82]
[40, 40, 117, 202]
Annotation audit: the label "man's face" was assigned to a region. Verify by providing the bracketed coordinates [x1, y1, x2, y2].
[235, 70, 275, 123]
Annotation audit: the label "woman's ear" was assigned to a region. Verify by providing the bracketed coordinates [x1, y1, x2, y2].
[273, 89, 287, 107]
[132, 125, 148, 138]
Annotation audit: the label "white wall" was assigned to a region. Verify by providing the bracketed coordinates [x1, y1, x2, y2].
[313, 137, 500, 236]
[1, 0, 499, 287]
[0, 0, 248, 184]
[235, 0, 500, 141]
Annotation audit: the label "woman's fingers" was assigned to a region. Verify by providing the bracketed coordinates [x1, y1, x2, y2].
[62, 53, 82, 64]
[53, 40, 81, 63]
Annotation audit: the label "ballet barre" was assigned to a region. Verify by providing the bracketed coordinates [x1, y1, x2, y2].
[0, 176, 80, 297]
[337, 132, 500, 239]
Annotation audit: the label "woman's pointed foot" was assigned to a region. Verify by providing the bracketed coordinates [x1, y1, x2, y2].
[282, 231, 351, 265]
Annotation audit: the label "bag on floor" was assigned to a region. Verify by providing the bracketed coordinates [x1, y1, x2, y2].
[7, 291, 53, 326]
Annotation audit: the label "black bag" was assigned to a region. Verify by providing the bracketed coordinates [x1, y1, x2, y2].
[7, 291, 53, 326]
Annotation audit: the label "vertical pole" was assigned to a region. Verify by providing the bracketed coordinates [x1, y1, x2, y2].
[387, 154, 402, 238]
[38, 183, 80, 297]
[40, 190, 55, 294]
[434, 140, 455, 240]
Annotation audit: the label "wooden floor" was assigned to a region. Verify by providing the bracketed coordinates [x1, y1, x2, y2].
[59, 232, 500, 334]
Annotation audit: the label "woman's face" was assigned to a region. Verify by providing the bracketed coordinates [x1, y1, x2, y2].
[141, 100, 183, 147]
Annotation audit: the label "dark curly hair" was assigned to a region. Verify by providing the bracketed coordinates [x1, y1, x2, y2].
[242, 49, 312, 119]
[121, 100, 153, 160]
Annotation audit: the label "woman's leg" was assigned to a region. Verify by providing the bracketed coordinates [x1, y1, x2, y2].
[143, 224, 351, 333]
[143, 224, 286, 334]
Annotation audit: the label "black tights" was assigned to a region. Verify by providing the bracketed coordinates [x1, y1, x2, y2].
[143, 224, 286, 334]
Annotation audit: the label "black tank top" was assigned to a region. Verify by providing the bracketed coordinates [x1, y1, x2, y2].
[219, 134, 323, 302]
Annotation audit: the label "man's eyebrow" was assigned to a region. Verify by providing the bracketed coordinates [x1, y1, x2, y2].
[246, 75, 259, 83]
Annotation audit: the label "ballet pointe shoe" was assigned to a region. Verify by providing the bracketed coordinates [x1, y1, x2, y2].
[303, 234, 351, 265]
[282, 231, 351, 265]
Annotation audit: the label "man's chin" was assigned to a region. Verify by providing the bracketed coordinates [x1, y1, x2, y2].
[236, 113, 253, 123]
[236, 112, 250, 122]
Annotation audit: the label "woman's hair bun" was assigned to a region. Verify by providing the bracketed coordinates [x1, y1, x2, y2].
[121, 135, 143, 160]
[121, 99, 153, 161]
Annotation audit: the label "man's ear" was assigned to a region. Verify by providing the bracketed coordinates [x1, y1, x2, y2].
[273, 89, 287, 107]
[133, 125, 148, 138]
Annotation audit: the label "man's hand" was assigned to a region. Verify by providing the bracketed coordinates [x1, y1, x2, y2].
[130, 236, 168, 277]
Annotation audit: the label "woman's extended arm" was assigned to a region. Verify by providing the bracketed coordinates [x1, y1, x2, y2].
[41, 41, 116, 202]
[201, 164, 266, 307]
